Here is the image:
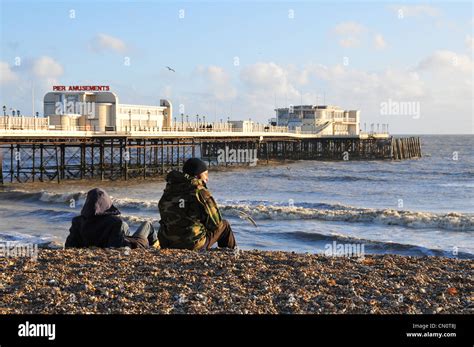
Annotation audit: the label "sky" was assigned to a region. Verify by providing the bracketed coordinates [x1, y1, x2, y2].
[0, 0, 472, 134]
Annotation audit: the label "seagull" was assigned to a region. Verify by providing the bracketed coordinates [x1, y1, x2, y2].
[237, 210, 258, 228]
[165, 66, 175, 72]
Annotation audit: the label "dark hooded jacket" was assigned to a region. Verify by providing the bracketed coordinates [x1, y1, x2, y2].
[65, 188, 147, 249]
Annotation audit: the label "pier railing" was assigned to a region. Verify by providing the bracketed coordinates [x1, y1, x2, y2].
[0, 116, 49, 130]
[0, 119, 360, 137]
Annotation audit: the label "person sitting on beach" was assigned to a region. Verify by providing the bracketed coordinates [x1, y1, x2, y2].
[157, 158, 236, 251]
[65, 188, 159, 249]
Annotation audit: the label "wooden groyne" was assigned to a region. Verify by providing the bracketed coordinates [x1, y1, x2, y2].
[391, 137, 422, 160]
[0, 135, 421, 184]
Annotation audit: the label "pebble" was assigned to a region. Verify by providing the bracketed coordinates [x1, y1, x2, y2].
[1, 248, 471, 314]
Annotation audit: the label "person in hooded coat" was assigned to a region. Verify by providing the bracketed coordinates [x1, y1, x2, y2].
[65, 188, 159, 249]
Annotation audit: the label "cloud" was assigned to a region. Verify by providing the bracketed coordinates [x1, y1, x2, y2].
[333, 21, 366, 35]
[414, 50, 472, 110]
[233, 51, 471, 132]
[90, 33, 128, 54]
[0, 56, 65, 115]
[466, 35, 474, 51]
[29, 56, 64, 89]
[417, 50, 473, 74]
[304, 63, 424, 101]
[388, 5, 441, 18]
[332, 21, 367, 48]
[32, 56, 63, 78]
[196, 65, 237, 100]
[0, 61, 19, 85]
[240, 62, 300, 97]
[339, 37, 360, 48]
[412, 51, 472, 132]
[374, 34, 387, 50]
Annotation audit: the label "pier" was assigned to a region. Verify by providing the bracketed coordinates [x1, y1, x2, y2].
[0, 128, 421, 185]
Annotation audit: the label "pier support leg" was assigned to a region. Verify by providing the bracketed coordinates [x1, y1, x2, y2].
[55, 145, 60, 184]
[0, 148, 3, 186]
[32, 144, 36, 182]
[100, 140, 105, 181]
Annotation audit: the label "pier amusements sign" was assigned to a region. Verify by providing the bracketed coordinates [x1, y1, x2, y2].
[51, 86, 110, 118]
[52, 85, 110, 92]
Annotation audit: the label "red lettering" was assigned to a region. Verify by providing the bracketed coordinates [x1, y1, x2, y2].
[53, 85, 110, 91]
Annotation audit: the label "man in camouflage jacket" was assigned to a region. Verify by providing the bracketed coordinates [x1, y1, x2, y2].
[158, 158, 237, 251]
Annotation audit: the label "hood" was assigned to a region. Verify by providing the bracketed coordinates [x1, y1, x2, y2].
[165, 170, 205, 191]
[81, 188, 121, 218]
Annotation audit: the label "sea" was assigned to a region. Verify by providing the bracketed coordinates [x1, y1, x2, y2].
[0, 135, 472, 258]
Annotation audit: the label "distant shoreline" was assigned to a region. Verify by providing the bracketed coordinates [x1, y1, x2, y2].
[1, 248, 471, 314]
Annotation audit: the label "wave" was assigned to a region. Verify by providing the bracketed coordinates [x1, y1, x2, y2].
[0, 231, 60, 245]
[0, 190, 86, 204]
[121, 215, 160, 225]
[113, 198, 159, 211]
[280, 174, 387, 183]
[0, 190, 159, 211]
[221, 204, 474, 232]
[14, 208, 77, 220]
[438, 183, 474, 188]
[121, 199, 474, 232]
[281, 231, 473, 259]
[2, 190, 473, 231]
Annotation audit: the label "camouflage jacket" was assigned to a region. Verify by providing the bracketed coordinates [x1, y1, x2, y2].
[158, 170, 222, 250]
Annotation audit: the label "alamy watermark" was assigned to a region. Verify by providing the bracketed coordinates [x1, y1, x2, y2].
[217, 146, 258, 166]
[18, 321, 55, 341]
[55, 101, 96, 119]
[380, 99, 420, 119]
[0, 241, 38, 260]
[324, 241, 365, 258]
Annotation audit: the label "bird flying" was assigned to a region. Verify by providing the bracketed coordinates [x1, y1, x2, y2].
[237, 210, 258, 228]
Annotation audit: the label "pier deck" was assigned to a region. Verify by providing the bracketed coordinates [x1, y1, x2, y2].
[0, 130, 421, 184]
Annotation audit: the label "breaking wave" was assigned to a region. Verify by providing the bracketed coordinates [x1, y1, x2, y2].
[221, 204, 474, 232]
[1, 190, 473, 231]
[118, 198, 474, 232]
[0, 190, 86, 203]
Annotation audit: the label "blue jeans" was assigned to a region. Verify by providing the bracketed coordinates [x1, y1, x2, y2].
[127, 221, 158, 246]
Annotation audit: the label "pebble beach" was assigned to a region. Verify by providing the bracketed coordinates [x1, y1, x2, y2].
[0, 248, 472, 314]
